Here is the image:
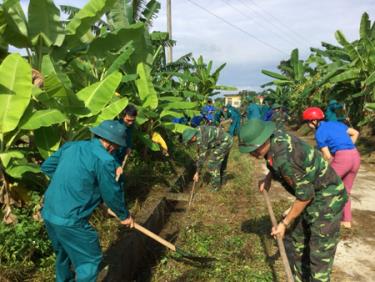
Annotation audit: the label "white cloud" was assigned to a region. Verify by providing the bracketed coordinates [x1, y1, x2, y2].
[152, 0, 375, 87]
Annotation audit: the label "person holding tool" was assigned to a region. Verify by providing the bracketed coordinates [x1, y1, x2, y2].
[182, 125, 233, 191]
[302, 107, 361, 229]
[238, 119, 347, 282]
[41, 120, 134, 282]
[114, 104, 137, 179]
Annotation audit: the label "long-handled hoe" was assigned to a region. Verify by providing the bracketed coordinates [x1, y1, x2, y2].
[188, 180, 197, 208]
[262, 189, 294, 282]
[111, 154, 215, 266]
[133, 222, 216, 265]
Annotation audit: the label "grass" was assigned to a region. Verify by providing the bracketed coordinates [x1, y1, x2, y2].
[152, 143, 290, 281]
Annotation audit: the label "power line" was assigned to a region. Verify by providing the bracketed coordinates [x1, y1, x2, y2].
[243, 0, 310, 45]
[185, 0, 288, 55]
[220, 0, 298, 49]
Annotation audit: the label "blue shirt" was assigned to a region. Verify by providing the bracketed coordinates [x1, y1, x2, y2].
[201, 105, 216, 122]
[191, 115, 203, 127]
[315, 121, 355, 154]
[41, 138, 129, 226]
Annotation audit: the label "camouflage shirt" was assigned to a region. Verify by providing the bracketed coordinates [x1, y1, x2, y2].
[266, 130, 347, 222]
[271, 110, 288, 127]
[195, 125, 232, 170]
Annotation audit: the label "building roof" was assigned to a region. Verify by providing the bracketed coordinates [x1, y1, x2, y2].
[224, 93, 241, 97]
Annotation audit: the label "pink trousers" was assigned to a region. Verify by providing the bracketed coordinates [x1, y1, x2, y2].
[331, 149, 361, 222]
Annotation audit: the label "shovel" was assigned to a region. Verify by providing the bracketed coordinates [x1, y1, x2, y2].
[262, 189, 294, 282]
[133, 222, 216, 265]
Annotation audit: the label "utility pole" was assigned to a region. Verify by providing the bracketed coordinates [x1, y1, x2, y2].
[167, 0, 172, 63]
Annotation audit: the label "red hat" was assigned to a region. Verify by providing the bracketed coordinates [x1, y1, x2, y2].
[302, 107, 325, 121]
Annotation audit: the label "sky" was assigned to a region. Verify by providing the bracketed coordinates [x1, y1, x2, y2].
[151, 0, 375, 90]
[18, 0, 375, 91]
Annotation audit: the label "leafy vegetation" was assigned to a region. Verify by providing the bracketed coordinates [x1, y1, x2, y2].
[262, 12, 375, 128]
[0, 0, 229, 279]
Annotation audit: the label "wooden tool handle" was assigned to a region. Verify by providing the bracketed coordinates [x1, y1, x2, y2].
[188, 180, 197, 208]
[134, 222, 176, 252]
[115, 154, 129, 182]
[262, 189, 294, 282]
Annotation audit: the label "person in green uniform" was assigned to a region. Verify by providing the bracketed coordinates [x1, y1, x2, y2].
[246, 97, 262, 120]
[238, 119, 347, 282]
[325, 99, 346, 122]
[114, 104, 137, 177]
[41, 120, 134, 282]
[271, 103, 289, 128]
[182, 125, 233, 190]
[223, 104, 241, 136]
[214, 108, 225, 126]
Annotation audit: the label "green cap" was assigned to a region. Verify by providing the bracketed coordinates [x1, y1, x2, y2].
[90, 120, 127, 147]
[239, 120, 276, 153]
[182, 128, 198, 144]
[272, 103, 281, 109]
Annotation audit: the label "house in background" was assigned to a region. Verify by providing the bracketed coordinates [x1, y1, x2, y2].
[224, 93, 241, 108]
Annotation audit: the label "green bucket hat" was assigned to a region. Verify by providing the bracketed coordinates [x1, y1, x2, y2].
[328, 99, 338, 105]
[272, 103, 281, 109]
[239, 120, 276, 153]
[182, 128, 198, 144]
[90, 120, 127, 147]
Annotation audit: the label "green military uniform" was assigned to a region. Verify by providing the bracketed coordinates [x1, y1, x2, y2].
[41, 121, 130, 282]
[196, 126, 233, 189]
[239, 120, 347, 282]
[183, 126, 233, 189]
[268, 130, 346, 282]
[271, 104, 288, 129]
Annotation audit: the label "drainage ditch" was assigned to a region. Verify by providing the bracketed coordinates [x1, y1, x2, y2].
[100, 165, 193, 282]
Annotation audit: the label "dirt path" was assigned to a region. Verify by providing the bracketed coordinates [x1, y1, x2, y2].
[152, 132, 375, 281]
[332, 164, 375, 282]
[152, 144, 289, 281]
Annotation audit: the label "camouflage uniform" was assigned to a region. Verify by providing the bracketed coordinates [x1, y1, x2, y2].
[271, 110, 288, 129]
[267, 129, 347, 282]
[196, 125, 233, 189]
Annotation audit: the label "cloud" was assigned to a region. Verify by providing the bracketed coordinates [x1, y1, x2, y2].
[152, 0, 375, 87]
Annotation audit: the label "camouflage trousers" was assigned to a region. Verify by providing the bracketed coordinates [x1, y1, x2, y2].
[206, 135, 233, 189]
[289, 207, 342, 282]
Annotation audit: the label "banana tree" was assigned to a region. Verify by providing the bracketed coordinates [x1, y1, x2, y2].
[0, 54, 70, 222]
[296, 12, 375, 126]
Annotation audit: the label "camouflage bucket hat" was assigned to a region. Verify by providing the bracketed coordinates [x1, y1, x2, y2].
[90, 120, 127, 147]
[182, 128, 198, 144]
[239, 120, 276, 153]
[272, 103, 282, 110]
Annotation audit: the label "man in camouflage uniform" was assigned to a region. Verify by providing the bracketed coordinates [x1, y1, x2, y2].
[239, 119, 347, 282]
[182, 125, 233, 190]
[271, 103, 289, 129]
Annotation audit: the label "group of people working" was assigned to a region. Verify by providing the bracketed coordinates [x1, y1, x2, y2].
[40, 96, 360, 282]
[182, 98, 360, 282]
